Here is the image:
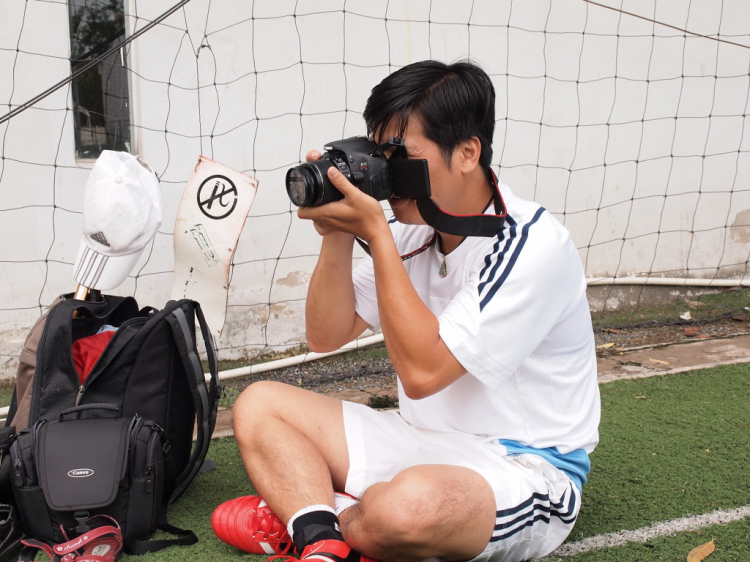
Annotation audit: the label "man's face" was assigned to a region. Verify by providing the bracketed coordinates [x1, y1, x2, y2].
[378, 116, 463, 226]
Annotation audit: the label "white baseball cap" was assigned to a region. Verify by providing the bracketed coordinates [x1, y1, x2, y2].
[73, 150, 163, 291]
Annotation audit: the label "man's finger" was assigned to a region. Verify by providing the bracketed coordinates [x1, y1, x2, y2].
[327, 166, 358, 197]
[297, 205, 316, 220]
[305, 150, 321, 162]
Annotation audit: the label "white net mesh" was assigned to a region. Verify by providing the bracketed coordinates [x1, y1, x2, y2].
[1, 0, 749, 374]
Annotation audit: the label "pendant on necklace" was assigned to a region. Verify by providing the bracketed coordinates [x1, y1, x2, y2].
[438, 259, 447, 278]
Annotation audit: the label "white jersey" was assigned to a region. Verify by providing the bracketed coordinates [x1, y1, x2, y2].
[352, 180, 601, 489]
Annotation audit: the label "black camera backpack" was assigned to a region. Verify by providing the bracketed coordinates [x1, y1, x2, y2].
[1, 294, 220, 557]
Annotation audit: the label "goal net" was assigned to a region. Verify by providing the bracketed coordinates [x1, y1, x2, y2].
[1, 0, 749, 373]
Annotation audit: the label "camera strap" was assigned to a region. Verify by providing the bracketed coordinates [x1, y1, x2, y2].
[355, 169, 507, 259]
[415, 168, 507, 237]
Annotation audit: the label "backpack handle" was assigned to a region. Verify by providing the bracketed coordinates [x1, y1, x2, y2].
[60, 403, 121, 420]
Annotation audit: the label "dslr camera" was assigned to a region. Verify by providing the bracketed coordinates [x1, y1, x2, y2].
[285, 136, 430, 207]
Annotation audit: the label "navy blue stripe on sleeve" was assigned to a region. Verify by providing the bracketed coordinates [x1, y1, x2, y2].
[478, 217, 510, 282]
[479, 207, 546, 311]
[478, 214, 517, 293]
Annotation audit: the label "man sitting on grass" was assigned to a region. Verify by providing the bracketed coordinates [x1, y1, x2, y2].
[212, 59, 601, 562]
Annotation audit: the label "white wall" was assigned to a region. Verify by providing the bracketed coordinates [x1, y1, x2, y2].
[1, 0, 749, 377]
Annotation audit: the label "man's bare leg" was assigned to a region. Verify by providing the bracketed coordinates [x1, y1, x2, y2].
[234, 383, 496, 560]
[233, 381, 350, 522]
[340, 465, 497, 562]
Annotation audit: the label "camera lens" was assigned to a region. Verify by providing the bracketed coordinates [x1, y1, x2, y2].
[286, 166, 319, 207]
[287, 168, 308, 206]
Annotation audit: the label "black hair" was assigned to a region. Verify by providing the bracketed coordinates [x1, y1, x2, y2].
[363, 60, 495, 168]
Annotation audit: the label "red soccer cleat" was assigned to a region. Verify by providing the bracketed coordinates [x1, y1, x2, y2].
[212, 495, 293, 555]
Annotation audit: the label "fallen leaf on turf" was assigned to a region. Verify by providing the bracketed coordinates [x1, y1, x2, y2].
[684, 326, 700, 337]
[686, 538, 715, 561]
[602, 328, 625, 333]
[635, 396, 647, 399]
[596, 342, 616, 349]
[649, 358, 670, 365]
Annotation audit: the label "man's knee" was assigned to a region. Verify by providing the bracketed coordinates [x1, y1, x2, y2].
[344, 467, 495, 559]
[347, 473, 445, 553]
[233, 381, 346, 448]
[233, 380, 287, 439]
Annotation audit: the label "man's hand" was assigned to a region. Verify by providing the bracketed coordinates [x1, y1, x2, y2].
[299, 151, 341, 238]
[297, 151, 390, 244]
[299, 153, 466, 396]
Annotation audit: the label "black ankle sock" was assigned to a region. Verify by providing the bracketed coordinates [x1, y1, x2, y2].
[291, 510, 344, 553]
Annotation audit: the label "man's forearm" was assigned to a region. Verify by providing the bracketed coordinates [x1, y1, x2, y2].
[306, 233, 360, 351]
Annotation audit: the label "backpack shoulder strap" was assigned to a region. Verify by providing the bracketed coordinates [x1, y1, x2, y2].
[164, 300, 219, 503]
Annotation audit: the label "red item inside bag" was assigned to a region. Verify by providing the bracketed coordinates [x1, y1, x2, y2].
[71, 330, 116, 384]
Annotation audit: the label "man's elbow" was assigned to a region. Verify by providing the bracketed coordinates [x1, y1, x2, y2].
[399, 372, 439, 400]
[307, 329, 357, 353]
[398, 360, 466, 400]
[306, 335, 340, 353]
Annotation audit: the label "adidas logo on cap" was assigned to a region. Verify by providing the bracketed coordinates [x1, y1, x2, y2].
[90, 231, 110, 247]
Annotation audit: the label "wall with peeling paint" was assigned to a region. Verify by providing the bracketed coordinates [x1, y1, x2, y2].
[1, 0, 749, 378]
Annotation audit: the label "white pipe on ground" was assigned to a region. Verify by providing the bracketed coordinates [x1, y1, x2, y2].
[213, 333, 386, 382]
[587, 277, 750, 287]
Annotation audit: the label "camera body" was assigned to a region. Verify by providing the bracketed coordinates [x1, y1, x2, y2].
[286, 136, 430, 207]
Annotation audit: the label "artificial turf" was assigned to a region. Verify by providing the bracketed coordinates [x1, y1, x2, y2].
[572, 362, 750, 540]
[121, 363, 750, 561]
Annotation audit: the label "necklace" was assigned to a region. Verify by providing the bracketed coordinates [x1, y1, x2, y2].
[435, 235, 448, 278]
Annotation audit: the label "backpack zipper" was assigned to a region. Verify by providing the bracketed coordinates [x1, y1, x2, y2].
[32, 420, 47, 485]
[10, 423, 43, 488]
[75, 385, 85, 406]
[125, 415, 143, 480]
[11, 434, 26, 488]
[144, 429, 161, 494]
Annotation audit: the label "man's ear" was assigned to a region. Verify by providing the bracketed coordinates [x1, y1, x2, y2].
[455, 136, 482, 174]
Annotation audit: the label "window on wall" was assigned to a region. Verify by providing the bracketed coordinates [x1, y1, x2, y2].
[68, 0, 132, 159]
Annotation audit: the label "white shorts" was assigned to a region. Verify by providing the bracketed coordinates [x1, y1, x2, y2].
[342, 401, 580, 562]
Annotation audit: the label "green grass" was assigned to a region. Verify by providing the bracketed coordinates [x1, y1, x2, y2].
[0, 379, 14, 409]
[119, 362, 750, 561]
[573, 363, 750, 539]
